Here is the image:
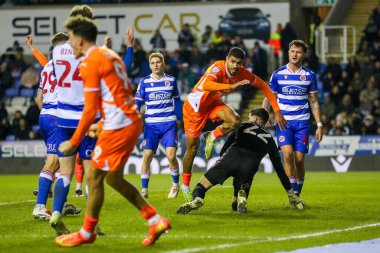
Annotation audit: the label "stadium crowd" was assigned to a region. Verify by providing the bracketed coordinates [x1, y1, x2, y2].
[0, 3, 379, 141]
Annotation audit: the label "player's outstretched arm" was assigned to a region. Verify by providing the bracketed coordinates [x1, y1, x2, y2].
[254, 76, 287, 130]
[123, 26, 134, 72]
[25, 35, 48, 67]
[268, 145, 292, 191]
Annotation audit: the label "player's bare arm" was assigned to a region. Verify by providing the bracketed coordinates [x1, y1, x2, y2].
[309, 92, 323, 142]
[262, 97, 273, 128]
[126, 26, 134, 47]
[25, 35, 34, 51]
[35, 89, 43, 110]
[262, 96, 287, 130]
[230, 79, 250, 89]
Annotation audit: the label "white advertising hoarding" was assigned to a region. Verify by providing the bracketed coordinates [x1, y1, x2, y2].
[0, 2, 289, 54]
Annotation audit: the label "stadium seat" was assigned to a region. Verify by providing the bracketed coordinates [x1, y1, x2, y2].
[20, 88, 34, 98]
[5, 88, 18, 97]
[5, 135, 15, 141]
[32, 125, 40, 133]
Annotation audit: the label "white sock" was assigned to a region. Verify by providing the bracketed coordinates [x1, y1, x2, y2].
[182, 185, 190, 192]
[80, 228, 92, 239]
[148, 214, 160, 225]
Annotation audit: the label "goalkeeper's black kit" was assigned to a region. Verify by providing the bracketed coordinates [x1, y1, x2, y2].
[204, 121, 291, 197]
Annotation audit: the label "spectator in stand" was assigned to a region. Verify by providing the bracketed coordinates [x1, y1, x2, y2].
[346, 111, 362, 135]
[232, 35, 247, 53]
[11, 51, 27, 81]
[329, 85, 343, 106]
[14, 117, 32, 140]
[269, 23, 282, 69]
[201, 25, 213, 44]
[2, 40, 24, 63]
[12, 110, 23, 129]
[372, 3, 380, 28]
[25, 97, 40, 127]
[178, 62, 197, 94]
[189, 46, 205, 74]
[359, 77, 379, 110]
[0, 62, 13, 98]
[178, 23, 195, 49]
[357, 16, 378, 54]
[102, 36, 112, 49]
[337, 70, 351, 94]
[20, 65, 39, 91]
[320, 57, 342, 83]
[177, 45, 192, 65]
[361, 113, 378, 134]
[280, 22, 297, 65]
[211, 30, 223, 46]
[371, 98, 380, 124]
[360, 55, 374, 84]
[336, 93, 355, 115]
[348, 71, 365, 96]
[345, 56, 361, 79]
[322, 72, 336, 93]
[162, 50, 179, 78]
[369, 41, 380, 60]
[0, 102, 8, 121]
[371, 60, 380, 82]
[251, 41, 268, 80]
[320, 95, 336, 120]
[320, 113, 332, 135]
[130, 39, 149, 79]
[328, 116, 350, 136]
[150, 29, 166, 51]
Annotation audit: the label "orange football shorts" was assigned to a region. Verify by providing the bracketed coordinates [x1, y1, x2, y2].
[91, 119, 142, 171]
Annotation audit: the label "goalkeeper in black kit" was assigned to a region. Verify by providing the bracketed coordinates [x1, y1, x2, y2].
[176, 108, 304, 214]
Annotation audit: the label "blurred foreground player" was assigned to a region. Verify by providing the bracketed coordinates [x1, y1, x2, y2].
[56, 16, 170, 247]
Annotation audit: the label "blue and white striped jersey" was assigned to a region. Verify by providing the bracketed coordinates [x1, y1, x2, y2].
[39, 60, 57, 116]
[135, 74, 180, 124]
[269, 64, 317, 121]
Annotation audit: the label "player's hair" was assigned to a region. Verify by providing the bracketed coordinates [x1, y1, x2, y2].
[149, 52, 165, 63]
[289, 40, 308, 53]
[227, 47, 246, 60]
[50, 32, 69, 47]
[69, 5, 93, 19]
[250, 108, 269, 123]
[64, 16, 97, 43]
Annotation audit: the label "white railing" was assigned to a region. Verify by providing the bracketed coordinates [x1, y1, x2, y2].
[315, 25, 356, 64]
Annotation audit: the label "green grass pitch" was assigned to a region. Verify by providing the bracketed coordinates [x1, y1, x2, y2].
[0, 172, 379, 253]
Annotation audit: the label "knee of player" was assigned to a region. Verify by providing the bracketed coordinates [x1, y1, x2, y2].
[282, 151, 295, 162]
[166, 153, 177, 163]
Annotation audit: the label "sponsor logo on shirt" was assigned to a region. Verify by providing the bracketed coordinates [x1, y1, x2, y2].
[282, 85, 307, 95]
[212, 66, 220, 73]
[148, 91, 171, 100]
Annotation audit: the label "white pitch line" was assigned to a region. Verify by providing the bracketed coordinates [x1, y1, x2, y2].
[161, 222, 380, 253]
[0, 233, 260, 240]
[0, 199, 35, 206]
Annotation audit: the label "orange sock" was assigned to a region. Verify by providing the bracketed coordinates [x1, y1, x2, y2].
[75, 156, 84, 184]
[212, 126, 225, 139]
[140, 204, 157, 219]
[82, 213, 99, 233]
[182, 172, 192, 186]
